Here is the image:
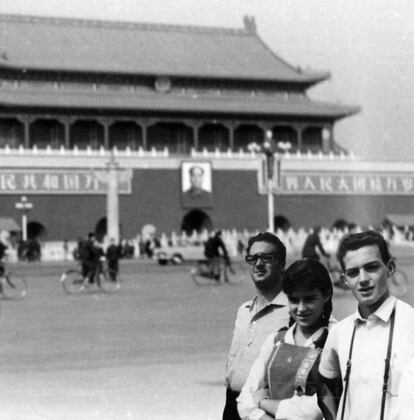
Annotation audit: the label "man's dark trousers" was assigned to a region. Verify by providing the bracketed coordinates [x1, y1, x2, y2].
[222, 388, 241, 420]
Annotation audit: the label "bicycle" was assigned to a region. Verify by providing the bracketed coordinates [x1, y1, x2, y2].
[388, 258, 408, 298]
[0, 263, 28, 300]
[60, 260, 121, 294]
[191, 256, 242, 285]
[324, 257, 348, 292]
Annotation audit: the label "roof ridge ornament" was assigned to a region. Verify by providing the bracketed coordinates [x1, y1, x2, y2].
[243, 15, 257, 34]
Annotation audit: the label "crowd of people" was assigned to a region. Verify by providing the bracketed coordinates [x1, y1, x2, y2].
[223, 229, 414, 420]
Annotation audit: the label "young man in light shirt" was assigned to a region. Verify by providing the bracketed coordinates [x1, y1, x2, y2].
[318, 230, 414, 420]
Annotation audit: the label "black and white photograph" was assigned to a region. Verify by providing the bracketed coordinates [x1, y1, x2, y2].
[0, 0, 413, 419]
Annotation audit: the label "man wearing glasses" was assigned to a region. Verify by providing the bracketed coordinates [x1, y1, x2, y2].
[318, 230, 414, 420]
[223, 232, 290, 420]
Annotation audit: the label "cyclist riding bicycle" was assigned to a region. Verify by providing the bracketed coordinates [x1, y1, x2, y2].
[204, 230, 229, 281]
[302, 226, 330, 261]
[78, 233, 104, 284]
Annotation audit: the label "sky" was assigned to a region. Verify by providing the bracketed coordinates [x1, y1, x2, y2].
[0, 0, 413, 162]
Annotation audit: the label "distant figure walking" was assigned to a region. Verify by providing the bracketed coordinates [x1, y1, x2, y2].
[106, 238, 122, 278]
[302, 226, 330, 261]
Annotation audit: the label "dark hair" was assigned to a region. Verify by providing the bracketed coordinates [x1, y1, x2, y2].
[313, 225, 322, 234]
[246, 232, 286, 267]
[282, 258, 333, 326]
[189, 165, 204, 175]
[336, 230, 391, 271]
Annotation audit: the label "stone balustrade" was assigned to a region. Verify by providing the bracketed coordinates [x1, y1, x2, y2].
[0, 144, 356, 160]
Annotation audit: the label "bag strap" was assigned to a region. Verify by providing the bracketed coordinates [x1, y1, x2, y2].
[340, 320, 358, 420]
[380, 307, 396, 420]
[273, 327, 288, 345]
[313, 327, 329, 349]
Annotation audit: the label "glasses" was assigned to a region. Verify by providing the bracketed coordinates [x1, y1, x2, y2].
[245, 253, 278, 265]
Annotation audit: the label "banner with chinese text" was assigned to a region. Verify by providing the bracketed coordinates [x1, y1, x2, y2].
[0, 169, 132, 194]
[277, 171, 414, 195]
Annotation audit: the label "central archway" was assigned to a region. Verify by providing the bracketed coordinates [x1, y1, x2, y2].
[181, 209, 212, 235]
[27, 221, 47, 240]
[95, 217, 124, 242]
[274, 215, 291, 232]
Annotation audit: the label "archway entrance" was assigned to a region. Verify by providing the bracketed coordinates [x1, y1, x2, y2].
[95, 218, 107, 242]
[95, 217, 124, 242]
[27, 221, 47, 240]
[274, 215, 291, 232]
[181, 209, 212, 235]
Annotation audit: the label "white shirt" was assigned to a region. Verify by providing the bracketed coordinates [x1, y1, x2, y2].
[398, 357, 414, 420]
[237, 323, 329, 420]
[319, 296, 414, 420]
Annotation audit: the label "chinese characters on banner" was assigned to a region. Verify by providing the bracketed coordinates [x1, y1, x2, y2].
[278, 172, 414, 195]
[0, 170, 132, 194]
[256, 168, 414, 195]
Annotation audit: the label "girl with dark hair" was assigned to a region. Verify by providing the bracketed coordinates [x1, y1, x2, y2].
[237, 258, 335, 420]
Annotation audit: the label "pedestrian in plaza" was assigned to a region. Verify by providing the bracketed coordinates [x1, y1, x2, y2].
[0, 238, 7, 276]
[78, 233, 93, 280]
[302, 226, 330, 261]
[88, 236, 104, 283]
[63, 239, 69, 261]
[318, 230, 414, 420]
[106, 238, 121, 279]
[223, 232, 290, 420]
[204, 230, 229, 281]
[79, 232, 103, 283]
[237, 258, 335, 420]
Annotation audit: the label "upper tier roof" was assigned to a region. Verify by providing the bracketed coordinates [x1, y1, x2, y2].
[0, 83, 358, 119]
[0, 14, 328, 84]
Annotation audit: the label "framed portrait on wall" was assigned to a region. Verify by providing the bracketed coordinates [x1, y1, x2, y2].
[181, 161, 213, 208]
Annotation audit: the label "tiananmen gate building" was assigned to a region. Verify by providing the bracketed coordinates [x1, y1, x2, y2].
[0, 13, 412, 241]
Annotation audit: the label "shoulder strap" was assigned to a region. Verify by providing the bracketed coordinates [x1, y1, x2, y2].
[380, 307, 396, 420]
[340, 320, 359, 420]
[273, 327, 288, 345]
[313, 327, 329, 349]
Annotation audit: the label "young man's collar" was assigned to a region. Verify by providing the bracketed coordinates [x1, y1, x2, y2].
[354, 295, 397, 322]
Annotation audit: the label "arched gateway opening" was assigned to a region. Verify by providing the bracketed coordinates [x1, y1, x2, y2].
[274, 215, 291, 232]
[181, 210, 212, 235]
[95, 217, 124, 242]
[27, 221, 47, 240]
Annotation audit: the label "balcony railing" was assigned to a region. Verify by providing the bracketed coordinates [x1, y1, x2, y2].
[0, 144, 356, 160]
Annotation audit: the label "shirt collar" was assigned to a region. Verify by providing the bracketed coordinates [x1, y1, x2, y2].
[245, 291, 288, 311]
[353, 294, 397, 323]
[285, 323, 329, 347]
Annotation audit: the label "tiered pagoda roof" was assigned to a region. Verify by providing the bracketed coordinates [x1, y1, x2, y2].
[0, 13, 359, 119]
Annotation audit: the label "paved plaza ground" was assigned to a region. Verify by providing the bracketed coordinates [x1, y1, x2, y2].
[0, 254, 413, 420]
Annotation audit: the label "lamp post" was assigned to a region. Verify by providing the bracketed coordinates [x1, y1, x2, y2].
[261, 130, 291, 233]
[106, 151, 120, 244]
[93, 151, 132, 244]
[15, 196, 33, 241]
